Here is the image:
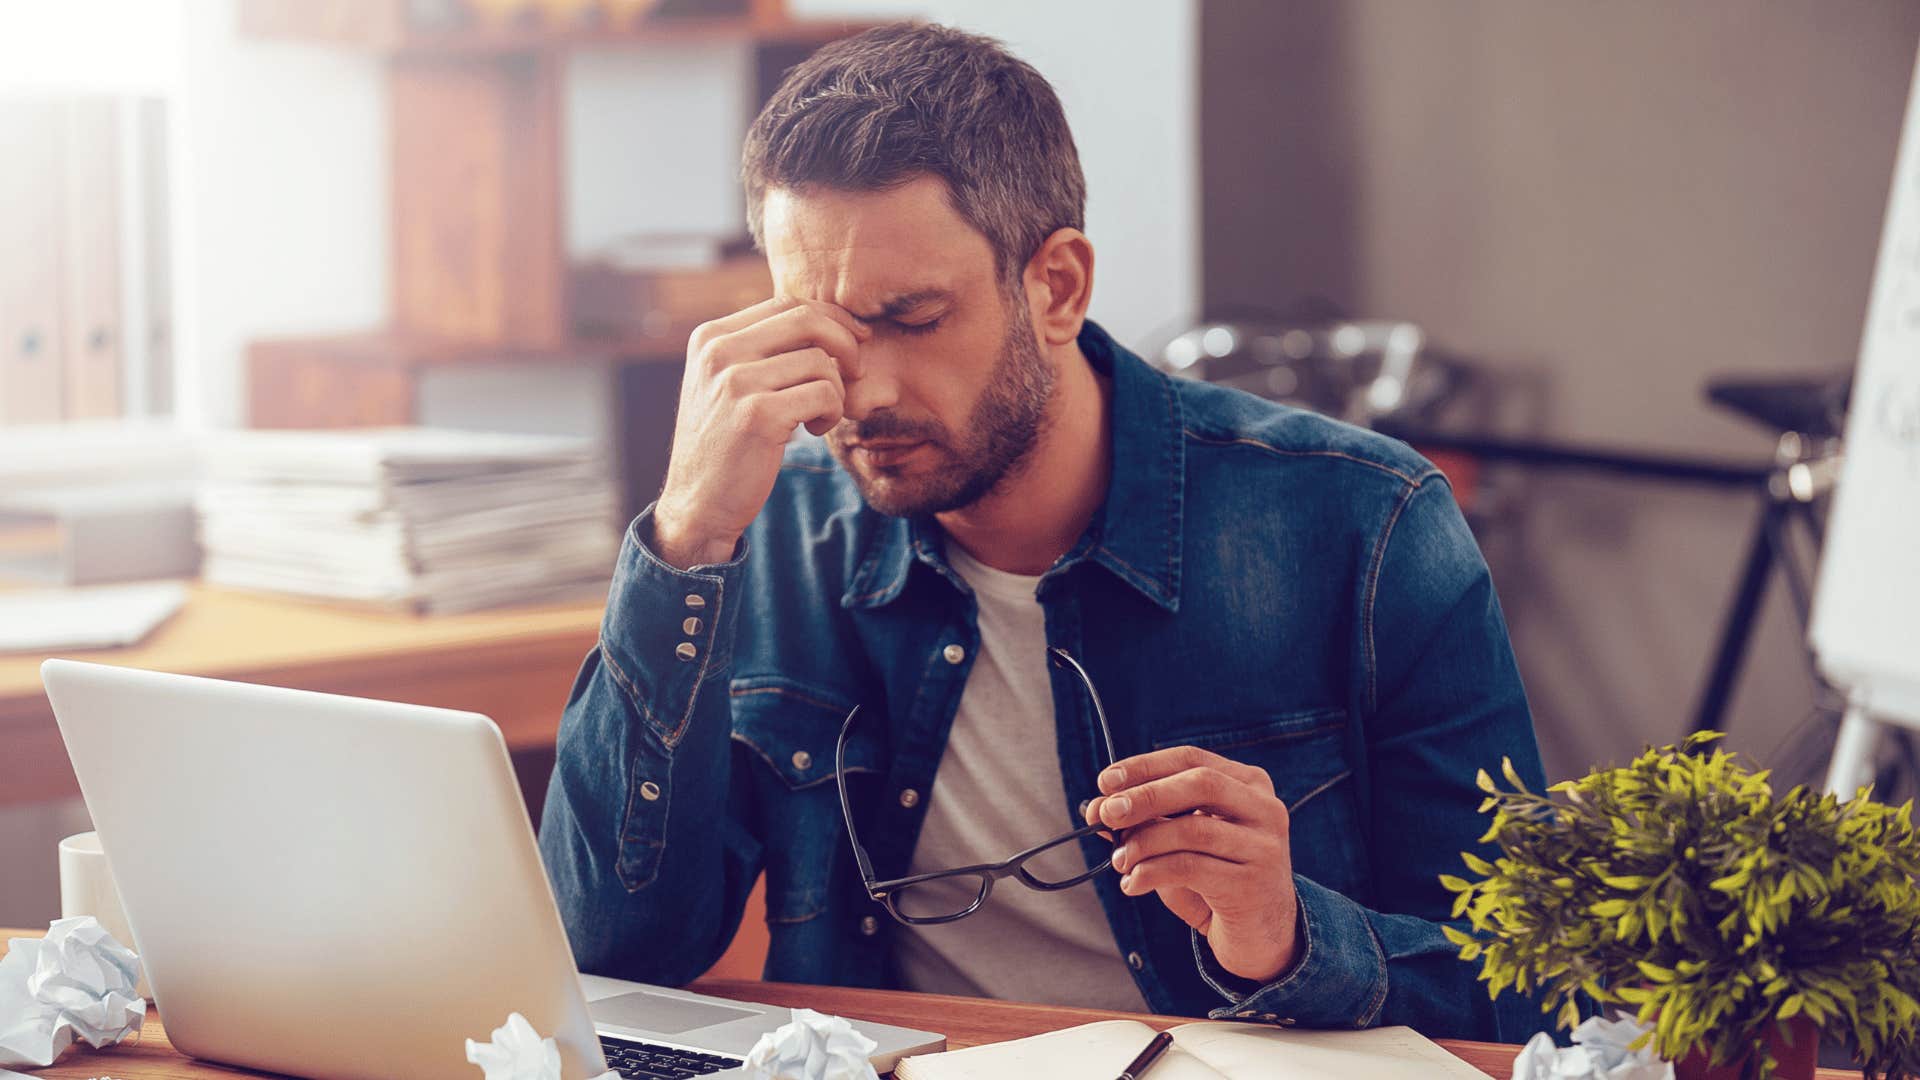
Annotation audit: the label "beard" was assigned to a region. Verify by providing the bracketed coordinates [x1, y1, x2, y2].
[827, 297, 1055, 518]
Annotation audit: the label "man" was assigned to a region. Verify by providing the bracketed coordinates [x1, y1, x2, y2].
[539, 22, 1547, 1040]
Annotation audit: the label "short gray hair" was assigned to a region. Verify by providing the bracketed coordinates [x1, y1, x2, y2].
[742, 22, 1087, 282]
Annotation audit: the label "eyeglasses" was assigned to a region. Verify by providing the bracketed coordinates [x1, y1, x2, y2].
[835, 647, 1121, 926]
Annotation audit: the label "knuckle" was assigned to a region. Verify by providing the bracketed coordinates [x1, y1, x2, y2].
[696, 336, 732, 373]
[1201, 767, 1235, 798]
[1133, 784, 1160, 816]
[740, 395, 774, 429]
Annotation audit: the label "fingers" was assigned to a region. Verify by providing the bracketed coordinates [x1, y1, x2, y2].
[1116, 850, 1245, 899]
[739, 380, 844, 442]
[1099, 745, 1275, 796]
[1151, 884, 1215, 933]
[1108, 813, 1276, 875]
[693, 301, 869, 381]
[1095, 763, 1282, 831]
[689, 295, 791, 342]
[726, 347, 845, 400]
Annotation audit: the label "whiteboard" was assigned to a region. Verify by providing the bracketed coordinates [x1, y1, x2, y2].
[1809, 42, 1920, 725]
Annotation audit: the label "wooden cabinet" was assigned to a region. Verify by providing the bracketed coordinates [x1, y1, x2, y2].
[390, 53, 566, 347]
[60, 100, 124, 420]
[242, 0, 878, 435]
[0, 100, 71, 425]
[0, 97, 157, 426]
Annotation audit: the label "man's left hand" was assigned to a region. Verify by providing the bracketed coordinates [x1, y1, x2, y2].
[1083, 746, 1300, 984]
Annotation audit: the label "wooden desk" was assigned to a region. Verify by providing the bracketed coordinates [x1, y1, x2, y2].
[0, 930, 1869, 1079]
[0, 582, 604, 806]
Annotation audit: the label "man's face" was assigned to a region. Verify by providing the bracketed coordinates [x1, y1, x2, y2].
[761, 176, 1054, 517]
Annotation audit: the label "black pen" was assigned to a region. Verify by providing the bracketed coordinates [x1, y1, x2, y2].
[1116, 1030, 1175, 1080]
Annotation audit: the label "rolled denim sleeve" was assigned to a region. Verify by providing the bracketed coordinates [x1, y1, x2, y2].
[537, 503, 764, 985]
[1193, 473, 1551, 1041]
[1191, 876, 1386, 1025]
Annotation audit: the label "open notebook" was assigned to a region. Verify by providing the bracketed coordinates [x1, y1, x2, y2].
[893, 1019, 1491, 1080]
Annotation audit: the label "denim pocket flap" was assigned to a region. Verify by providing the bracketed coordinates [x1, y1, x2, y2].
[1152, 706, 1348, 756]
[730, 677, 881, 790]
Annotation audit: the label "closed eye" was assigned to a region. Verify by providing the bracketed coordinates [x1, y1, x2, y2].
[895, 317, 942, 336]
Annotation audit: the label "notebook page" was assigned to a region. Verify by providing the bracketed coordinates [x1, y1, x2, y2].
[1171, 1021, 1491, 1079]
[893, 1020, 1230, 1080]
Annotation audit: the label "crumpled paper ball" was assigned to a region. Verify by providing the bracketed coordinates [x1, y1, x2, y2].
[742, 1008, 879, 1080]
[0, 916, 147, 1069]
[465, 1012, 618, 1080]
[1513, 1014, 1674, 1080]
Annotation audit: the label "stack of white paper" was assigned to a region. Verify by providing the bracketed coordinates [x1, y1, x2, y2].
[194, 429, 619, 614]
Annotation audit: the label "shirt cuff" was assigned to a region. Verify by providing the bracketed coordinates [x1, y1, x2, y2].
[599, 502, 748, 749]
[1193, 874, 1389, 1028]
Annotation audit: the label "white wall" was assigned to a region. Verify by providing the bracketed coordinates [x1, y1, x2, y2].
[170, 0, 388, 428]
[792, 0, 1201, 352]
[0, 0, 181, 93]
[567, 43, 755, 256]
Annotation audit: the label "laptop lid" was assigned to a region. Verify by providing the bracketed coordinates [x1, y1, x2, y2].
[41, 658, 605, 1080]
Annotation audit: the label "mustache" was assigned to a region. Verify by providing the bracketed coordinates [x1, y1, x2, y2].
[838, 411, 946, 444]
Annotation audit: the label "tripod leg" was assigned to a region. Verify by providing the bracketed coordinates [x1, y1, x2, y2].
[1827, 698, 1879, 797]
[1691, 499, 1780, 734]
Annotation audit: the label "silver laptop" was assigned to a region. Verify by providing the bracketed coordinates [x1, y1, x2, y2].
[41, 659, 943, 1080]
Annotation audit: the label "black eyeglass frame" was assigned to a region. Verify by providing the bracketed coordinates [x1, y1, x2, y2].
[835, 647, 1123, 926]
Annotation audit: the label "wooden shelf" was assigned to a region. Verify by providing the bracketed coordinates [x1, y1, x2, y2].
[253, 328, 691, 372]
[241, 0, 879, 56]
[236, 0, 855, 515]
[247, 328, 696, 427]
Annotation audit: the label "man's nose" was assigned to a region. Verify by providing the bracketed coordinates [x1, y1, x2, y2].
[842, 345, 900, 421]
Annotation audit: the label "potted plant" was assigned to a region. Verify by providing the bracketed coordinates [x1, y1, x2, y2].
[1441, 733, 1920, 1080]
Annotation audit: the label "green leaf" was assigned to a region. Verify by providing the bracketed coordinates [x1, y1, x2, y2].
[1601, 875, 1654, 889]
[1501, 757, 1529, 794]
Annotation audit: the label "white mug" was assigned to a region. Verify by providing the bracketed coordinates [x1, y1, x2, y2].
[58, 830, 148, 997]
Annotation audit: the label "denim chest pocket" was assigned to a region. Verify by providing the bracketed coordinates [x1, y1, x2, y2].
[1150, 707, 1370, 898]
[729, 678, 881, 924]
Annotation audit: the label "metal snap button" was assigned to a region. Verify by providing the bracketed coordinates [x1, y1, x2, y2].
[1127, 951, 1144, 971]
[685, 593, 706, 610]
[674, 642, 698, 662]
[791, 750, 812, 771]
[859, 916, 879, 936]
[682, 616, 703, 635]
[639, 781, 662, 802]
[942, 644, 965, 664]
[899, 788, 920, 809]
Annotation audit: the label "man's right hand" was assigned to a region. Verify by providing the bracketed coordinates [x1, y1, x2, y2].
[651, 297, 870, 570]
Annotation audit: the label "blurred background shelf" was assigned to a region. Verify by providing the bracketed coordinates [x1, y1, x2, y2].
[237, 0, 847, 514]
[239, 0, 880, 56]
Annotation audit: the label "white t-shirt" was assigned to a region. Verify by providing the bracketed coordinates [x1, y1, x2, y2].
[891, 540, 1151, 1012]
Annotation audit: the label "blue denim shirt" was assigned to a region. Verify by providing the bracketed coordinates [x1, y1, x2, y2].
[538, 320, 1550, 1041]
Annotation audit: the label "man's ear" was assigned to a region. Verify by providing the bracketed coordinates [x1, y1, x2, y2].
[1023, 228, 1094, 346]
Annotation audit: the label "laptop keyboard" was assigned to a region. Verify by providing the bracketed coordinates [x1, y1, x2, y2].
[599, 1035, 744, 1078]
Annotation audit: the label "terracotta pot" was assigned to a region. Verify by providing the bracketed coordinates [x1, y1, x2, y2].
[1674, 1017, 1820, 1080]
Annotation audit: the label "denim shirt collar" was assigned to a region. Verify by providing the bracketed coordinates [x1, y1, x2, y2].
[839, 319, 1185, 613]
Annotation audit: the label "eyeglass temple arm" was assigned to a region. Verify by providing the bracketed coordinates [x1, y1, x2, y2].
[1048, 647, 1119, 766]
[835, 706, 880, 886]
